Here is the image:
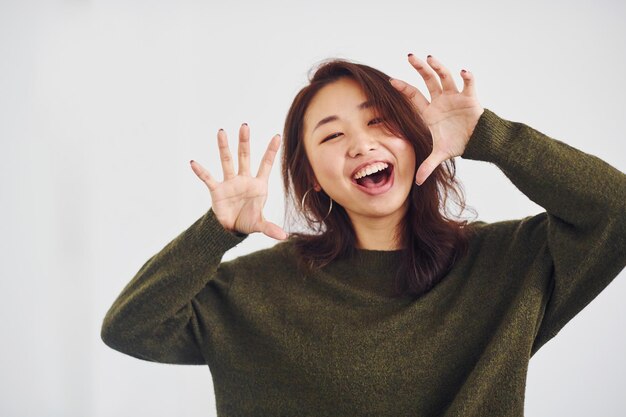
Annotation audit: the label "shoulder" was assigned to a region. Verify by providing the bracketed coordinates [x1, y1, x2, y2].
[220, 239, 298, 272]
[465, 213, 549, 255]
[218, 240, 305, 295]
[468, 213, 547, 238]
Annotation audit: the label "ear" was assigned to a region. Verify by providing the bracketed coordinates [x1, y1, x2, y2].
[309, 173, 321, 192]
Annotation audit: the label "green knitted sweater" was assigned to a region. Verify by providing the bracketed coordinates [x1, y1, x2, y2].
[101, 108, 626, 416]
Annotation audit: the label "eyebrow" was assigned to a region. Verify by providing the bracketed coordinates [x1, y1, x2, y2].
[312, 100, 374, 133]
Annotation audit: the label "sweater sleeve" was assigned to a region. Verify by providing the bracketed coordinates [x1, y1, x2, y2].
[461, 108, 626, 355]
[101, 207, 248, 364]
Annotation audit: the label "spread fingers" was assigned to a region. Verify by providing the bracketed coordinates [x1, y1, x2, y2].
[256, 134, 281, 180]
[389, 77, 429, 115]
[189, 159, 218, 192]
[425, 55, 459, 94]
[238, 123, 251, 176]
[217, 129, 236, 181]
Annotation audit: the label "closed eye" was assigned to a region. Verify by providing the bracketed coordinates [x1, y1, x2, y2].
[321, 118, 385, 143]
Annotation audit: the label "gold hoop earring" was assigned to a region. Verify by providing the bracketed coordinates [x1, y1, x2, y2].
[301, 187, 333, 223]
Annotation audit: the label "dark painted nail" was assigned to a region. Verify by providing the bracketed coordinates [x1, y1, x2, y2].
[219, 128, 224, 131]
[408, 53, 413, 57]
[461, 69, 467, 73]
[427, 55, 432, 58]
[242, 122, 248, 126]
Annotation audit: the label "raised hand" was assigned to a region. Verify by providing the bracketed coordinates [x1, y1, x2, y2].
[389, 54, 485, 185]
[190, 123, 288, 240]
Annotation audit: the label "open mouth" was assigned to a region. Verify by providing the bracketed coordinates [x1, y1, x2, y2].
[352, 164, 394, 195]
[355, 164, 392, 186]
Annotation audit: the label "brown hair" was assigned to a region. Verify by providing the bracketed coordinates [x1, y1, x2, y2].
[280, 58, 478, 299]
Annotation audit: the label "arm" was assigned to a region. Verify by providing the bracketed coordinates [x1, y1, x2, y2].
[392, 53, 625, 354]
[461, 108, 626, 354]
[102, 120, 287, 364]
[100, 208, 247, 364]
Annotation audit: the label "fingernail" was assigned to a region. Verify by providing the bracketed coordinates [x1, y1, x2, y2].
[427, 55, 432, 58]
[219, 128, 224, 131]
[461, 69, 467, 73]
[407, 53, 413, 57]
[242, 122, 247, 126]
[190, 160, 194, 164]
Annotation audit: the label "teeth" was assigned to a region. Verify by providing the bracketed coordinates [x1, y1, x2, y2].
[353, 162, 389, 180]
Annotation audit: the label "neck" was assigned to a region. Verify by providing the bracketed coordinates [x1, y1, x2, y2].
[351, 209, 406, 251]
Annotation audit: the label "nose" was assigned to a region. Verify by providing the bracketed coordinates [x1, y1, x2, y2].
[347, 129, 378, 158]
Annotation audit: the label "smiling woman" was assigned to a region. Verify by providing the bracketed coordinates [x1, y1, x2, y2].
[101, 54, 626, 417]
[281, 60, 477, 298]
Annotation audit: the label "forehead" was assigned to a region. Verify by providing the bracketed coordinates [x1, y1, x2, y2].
[303, 78, 370, 133]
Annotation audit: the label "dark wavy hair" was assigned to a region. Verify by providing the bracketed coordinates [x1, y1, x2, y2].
[280, 58, 478, 299]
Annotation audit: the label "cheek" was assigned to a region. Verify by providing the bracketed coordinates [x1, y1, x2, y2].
[310, 152, 341, 181]
[406, 148, 417, 170]
[393, 140, 416, 168]
[316, 160, 340, 181]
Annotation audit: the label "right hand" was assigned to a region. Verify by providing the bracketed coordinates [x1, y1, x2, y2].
[189, 123, 288, 240]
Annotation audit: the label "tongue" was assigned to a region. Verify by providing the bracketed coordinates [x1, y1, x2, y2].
[358, 170, 387, 188]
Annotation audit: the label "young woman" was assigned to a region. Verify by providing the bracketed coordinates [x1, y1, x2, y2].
[102, 54, 626, 416]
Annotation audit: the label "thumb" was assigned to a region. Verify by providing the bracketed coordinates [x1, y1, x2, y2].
[260, 220, 289, 241]
[415, 152, 445, 186]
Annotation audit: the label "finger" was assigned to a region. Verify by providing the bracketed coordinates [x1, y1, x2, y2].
[389, 77, 430, 115]
[426, 55, 460, 94]
[238, 123, 251, 176]
[256, 134, 281, 180]
[260, 219, 289, 240]
[189, 159, 218, 191]
[460, 69, 477, 98]
[414, 151, 447, 186]
[408, 54, 442, 100]
[217, 129, 236, 181]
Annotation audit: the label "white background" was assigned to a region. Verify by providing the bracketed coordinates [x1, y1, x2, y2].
[1, 1, 625, 416]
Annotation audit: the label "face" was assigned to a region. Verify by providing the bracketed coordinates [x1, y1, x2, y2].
[302, 77, 417, 226]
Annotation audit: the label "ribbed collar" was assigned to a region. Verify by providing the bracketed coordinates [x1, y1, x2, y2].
[349, 247, 404, 270]
[318, 247, 405, 299]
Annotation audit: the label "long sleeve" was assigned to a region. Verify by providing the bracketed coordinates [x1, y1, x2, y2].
[101, 208, 248, 364]
[461, 108, 626, 355]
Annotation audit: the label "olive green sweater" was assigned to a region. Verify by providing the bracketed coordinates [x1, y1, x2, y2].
[101, 109, 626, 417]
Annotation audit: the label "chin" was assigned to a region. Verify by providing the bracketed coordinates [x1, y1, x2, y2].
[355, 198, 410, 218]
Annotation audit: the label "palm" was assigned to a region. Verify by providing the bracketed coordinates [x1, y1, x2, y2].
[210, 176, 268, 233]
[190, 125, 288, 240]
[390, 54, 484, 185]
[422, 96, 482, 160]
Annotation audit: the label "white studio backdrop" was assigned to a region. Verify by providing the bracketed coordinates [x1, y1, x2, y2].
[1, 1, 625, 416]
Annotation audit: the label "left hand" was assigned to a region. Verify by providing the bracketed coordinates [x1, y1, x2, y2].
[389, 54, 485, 185]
